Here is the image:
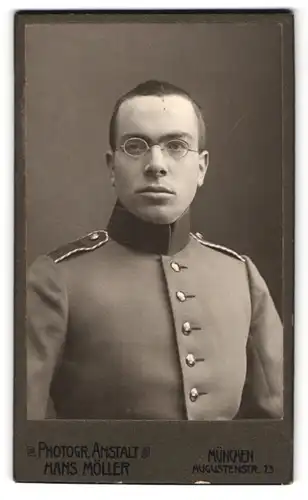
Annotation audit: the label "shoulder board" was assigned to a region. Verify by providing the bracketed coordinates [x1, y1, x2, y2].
[49, 230, 109, 264]
[191, 232, 245, 262]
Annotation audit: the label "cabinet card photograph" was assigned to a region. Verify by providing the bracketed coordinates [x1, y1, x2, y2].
[14, 11, 294, 484]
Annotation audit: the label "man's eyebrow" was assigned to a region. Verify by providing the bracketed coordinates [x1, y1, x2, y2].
[160, 132, 193, 141]
[121, 133, 149, 142]
[120, 132, 193, 142]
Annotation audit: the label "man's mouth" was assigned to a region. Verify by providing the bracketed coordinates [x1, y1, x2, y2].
[137, 186, 175, 194]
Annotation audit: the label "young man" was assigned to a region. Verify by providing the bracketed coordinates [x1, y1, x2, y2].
[27, 80, 283, 420]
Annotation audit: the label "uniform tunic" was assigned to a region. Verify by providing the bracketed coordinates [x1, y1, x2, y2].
[27, 203, 283, 420]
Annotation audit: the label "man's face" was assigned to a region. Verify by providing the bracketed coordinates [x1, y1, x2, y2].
[106, 95, 208, 224]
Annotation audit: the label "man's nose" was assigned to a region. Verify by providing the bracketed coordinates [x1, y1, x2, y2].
[144, 145, 168, 177]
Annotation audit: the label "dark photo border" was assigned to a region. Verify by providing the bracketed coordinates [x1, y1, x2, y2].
[14, 10, 294, 484]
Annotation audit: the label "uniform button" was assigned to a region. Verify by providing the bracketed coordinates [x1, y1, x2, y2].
[90, 232, 99, 241]
[170, 261, 180, 272]
[186, 354, 196, 367]
[182, 321, 192, 335]
[190, 388, 199, 402]
[176, 291, 186, 302]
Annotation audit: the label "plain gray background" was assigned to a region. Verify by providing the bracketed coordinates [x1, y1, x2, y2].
[25, 21, 283, 313]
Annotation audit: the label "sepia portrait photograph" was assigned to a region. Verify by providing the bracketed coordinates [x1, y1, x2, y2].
[14, 11, 294, 484]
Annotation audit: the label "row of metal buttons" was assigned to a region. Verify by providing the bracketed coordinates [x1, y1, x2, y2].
[170, 260, 202, 403]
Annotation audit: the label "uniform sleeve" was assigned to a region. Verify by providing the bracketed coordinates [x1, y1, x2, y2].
[236, 257, 283, 419]
[27, 255, 68, 420]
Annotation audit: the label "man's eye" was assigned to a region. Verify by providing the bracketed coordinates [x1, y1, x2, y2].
[166, 140, 187, 152]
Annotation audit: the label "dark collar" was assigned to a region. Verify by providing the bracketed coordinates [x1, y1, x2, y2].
[107, 201, 191, 256]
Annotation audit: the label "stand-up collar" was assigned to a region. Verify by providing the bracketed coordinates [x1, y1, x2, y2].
[107, 201, 191, 256]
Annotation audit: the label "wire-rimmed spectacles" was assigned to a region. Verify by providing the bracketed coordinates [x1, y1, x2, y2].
[119, 137, 199, 160]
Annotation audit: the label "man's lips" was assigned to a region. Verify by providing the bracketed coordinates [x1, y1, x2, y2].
[137, 186, 175, 194]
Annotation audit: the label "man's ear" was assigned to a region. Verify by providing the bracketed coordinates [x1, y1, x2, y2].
[197, 150, 209, 187]
[106, 150, 115, 187]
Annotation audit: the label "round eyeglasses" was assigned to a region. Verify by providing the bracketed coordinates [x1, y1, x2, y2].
[119, 137, 199, 159]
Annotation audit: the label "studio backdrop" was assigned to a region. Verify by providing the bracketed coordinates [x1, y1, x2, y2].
[25, 20, 283, 314]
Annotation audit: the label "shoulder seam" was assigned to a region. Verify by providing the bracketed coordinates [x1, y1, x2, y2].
[51, 230, 109, 264]
[191, 232, 245, 262]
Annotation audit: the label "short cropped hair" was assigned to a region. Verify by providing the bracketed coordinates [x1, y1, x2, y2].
[109, 80, 206, 152]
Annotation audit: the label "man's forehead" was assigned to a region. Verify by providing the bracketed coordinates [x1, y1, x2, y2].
[117, 95, 198, 132]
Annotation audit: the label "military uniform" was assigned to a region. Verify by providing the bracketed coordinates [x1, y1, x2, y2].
[27, 202, 283, 420]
